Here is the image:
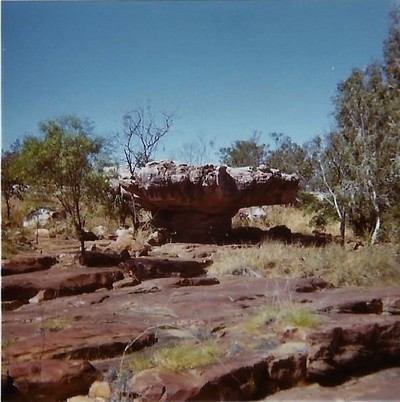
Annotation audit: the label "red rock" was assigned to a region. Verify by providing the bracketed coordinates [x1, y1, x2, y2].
[120, 161, 299, 242]
[307, 320, 400, 382]
[1, 255, 58, 276]
[173, 277, 220, 287]
[5, 360, 100, 402]
[120, 256, 212, 280]
[2, 266, 124, 303]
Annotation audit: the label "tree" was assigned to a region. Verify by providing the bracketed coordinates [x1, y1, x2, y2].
[18, 115, 111, 254]
[122, 106, 174, 174]
[178, 135, 215, 165]
[265, 132, 313, 186]
[1, 142, 24, 222]
[320, 5, 400, 245]
[219, 132, 267, 167]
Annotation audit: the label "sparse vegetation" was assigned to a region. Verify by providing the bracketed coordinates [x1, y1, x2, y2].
[210, 241, 400, 287]
[130, 340, 223, 373]
[244, 304, 321, 333]
[38, 318, 71, 333]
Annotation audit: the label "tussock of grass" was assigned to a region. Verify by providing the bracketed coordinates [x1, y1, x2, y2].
[130, 340, 223, 373]
[244, 305, 321, 333]
[38, 318, 71, 332]
[210, 242, 400, 287]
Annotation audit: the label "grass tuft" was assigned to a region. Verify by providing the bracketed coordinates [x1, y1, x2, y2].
[130, 340, 223, 373]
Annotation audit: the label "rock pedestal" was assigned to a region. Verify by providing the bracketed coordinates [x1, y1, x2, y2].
[120, 161, 299, 242]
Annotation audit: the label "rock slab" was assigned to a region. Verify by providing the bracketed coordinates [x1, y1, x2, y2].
[120, 161, 299, 242]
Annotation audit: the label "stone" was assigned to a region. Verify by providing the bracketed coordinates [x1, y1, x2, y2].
[88, 380, 111, 399]
[79, 250, 122, 267]
[5, 359, 100, 402]
[2, 237, 400, 401]
[2, 266, 124, 303]
[307, 320, 400, 382]
[262, 366, 400, 401]
[91, 225, 107, 239]
[172, 277, 220, 287]
[120, 256, 212, 280]
[112, 277, 141, 289]
[34, 228, 51, 238]
[23, 207, 65, 228]
[1, 255, 58, 276]
[119, 161, 299, 242]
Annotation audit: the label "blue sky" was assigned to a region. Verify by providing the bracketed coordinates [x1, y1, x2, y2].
[1, 0, 395, 163]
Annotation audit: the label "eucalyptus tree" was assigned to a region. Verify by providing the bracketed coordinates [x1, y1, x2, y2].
[328, 5, 400, 244]
[219, 132, 268, 168]
[1, 142, 24, 222]
[18, 115, 112, 254]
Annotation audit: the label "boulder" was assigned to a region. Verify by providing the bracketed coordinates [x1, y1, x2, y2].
[23, 207, 65, 229]
[1, 255, 58, 276]
[4, 359, 100, 402]
[120, 161, 299, 242]
[120, 256, 212, 280]
[2, 266, 124, 304]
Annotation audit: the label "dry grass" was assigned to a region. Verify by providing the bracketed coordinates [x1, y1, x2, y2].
[130, 340, 223, 373]
[209, 242, 400, 287]
[243, 304, 321, 333]
[233, 205, 342, 235]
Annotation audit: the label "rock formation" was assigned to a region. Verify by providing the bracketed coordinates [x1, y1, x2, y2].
[119, 161, 299, 242]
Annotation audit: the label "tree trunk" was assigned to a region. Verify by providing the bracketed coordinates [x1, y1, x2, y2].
[371, 214, 381, 246]
[75, 203, 85, 258]
[370, 187, 381, 246]
[5, 196, 11, 221]
[340, 209, 346, 247]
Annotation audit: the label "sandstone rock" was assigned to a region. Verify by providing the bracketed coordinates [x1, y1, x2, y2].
[120, 256, 212, 280]
[120, 161, 299, 242]
[112, 276, 141, 289]
[307, 320, 400, 382]
[147, 229, 169, 246]
[172, 277, 220, 287]
[5, 359, 100, 402]
[34, 228, 51, 238]
[88, 380, 111, 399]
[263, 366, 400, 401]
[79, 250, 122, 267]
[2, 266, 124, 303]
[77, 230, 99, 242]
[1, 255, 58, 276]
[23, 207, 65, 228]
[91, 225, 107, 239]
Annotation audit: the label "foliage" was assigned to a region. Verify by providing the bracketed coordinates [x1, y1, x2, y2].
[16, 115, 112, 251]
[1, 142, 25, 222]
[320, 6, 400, 244]
[248, 6, 400, 244]
[244, 305, 321, 332]
[265, 132, 313, 186]
[219, 131, 268, 167]
[130, 340, 222, 373]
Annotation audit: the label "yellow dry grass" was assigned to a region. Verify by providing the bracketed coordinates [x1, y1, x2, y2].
[209, 242, 400, 287]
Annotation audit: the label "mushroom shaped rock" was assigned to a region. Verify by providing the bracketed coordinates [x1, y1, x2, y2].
[120, 161, 299, 242]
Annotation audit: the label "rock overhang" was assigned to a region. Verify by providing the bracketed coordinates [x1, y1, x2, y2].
[119, 160, 299, 242]
[120, 161, 299, 213]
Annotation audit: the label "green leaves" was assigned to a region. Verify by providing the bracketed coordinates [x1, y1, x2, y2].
[219, 132, 268, 168]
[17, 115, 111, 232]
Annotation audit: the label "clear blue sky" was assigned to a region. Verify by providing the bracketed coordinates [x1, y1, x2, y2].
[1, 0, 395, 163]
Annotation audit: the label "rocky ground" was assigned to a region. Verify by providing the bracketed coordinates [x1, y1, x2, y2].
[2, 237, 400, 401]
